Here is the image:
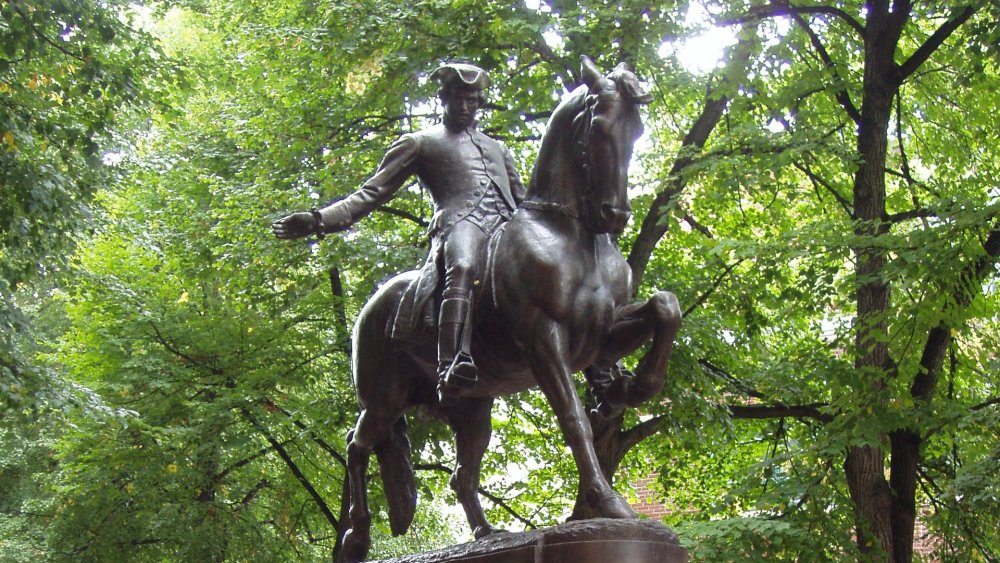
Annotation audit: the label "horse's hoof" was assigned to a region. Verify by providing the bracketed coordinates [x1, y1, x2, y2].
[592, 491, 636, 519]
[473, 525, 508, 539]
[335, 529, 370, 563]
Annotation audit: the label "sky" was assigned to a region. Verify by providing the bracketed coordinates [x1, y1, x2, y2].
[524, 0, 739, 75]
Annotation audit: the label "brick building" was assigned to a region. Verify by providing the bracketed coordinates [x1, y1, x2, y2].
[630, 473, 940, 560]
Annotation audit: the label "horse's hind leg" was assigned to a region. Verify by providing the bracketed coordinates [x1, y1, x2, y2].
[445, 397, 503, 538]
[337, 416, 373, 563]
[337, 406, 403, 563]
[588, 291, 681, 413]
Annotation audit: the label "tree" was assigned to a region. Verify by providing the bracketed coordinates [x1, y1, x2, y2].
[7, 0, 1000, 561]
[1, 3, 167, 559]
[608, 2, 1000, 561]
[1, 0, 168, 410]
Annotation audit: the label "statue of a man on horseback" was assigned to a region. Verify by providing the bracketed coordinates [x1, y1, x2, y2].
[274, 57, 682, 563]
[272, 62, 525, 404]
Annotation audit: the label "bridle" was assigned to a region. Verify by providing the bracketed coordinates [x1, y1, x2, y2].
[520, 89, 621, 225]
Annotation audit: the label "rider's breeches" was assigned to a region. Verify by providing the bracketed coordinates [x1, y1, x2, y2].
[438, 221, 488, 370]
[441, 221, 488, 302]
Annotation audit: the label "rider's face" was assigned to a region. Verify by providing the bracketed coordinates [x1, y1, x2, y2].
[443, 88, 481, 130]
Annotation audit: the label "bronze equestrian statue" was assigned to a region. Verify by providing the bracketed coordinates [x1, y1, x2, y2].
[275, 57, 681, 563]
[273, 62, 525, 405]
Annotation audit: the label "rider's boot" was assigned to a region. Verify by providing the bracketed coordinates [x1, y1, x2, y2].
[584, 363, 634, 419]
[437, 295, 477, 406]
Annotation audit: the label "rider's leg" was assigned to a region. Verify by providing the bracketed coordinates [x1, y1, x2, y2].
[583, 363, 634, 419]
[438, 292, 474, 378]
[437, 222, 487, 403]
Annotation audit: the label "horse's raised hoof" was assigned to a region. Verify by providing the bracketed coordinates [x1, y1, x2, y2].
[473, 524, 508, 539]
[589, 365, 634, 417]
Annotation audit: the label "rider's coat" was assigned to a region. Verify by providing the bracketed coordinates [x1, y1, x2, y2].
[322, 122, 526, 340]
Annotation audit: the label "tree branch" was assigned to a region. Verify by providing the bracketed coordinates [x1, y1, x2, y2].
[329, 266, 351, 354]
[242, 409, 339, 529]
[911, 225, 1000, 402]
[679, 206, 713, 238]
[895, 92, 917, 189]
[727, 403, 833, 423]
[628, 31, 758, 290]
[720, 2, 865, 36]
[793, 161, 854, 217]
[523, 30, 576, 89]
[216, 443, 278, 482]
[885, 208, 935, 224]
[683, 259, 745, 318]
[972, 396, 1000, 411]
[897, 6, 979, 82]
[238, 479, 270, 507]
[11, 3, 86, 61]
[0, 508, 55, 518]
[699, 358, 767, 401]
[149, 322, 221, 374]
[788, 11, 862, 124]
[413, 462, 537, 530]
[268, 399, 348, 467]
[621, 414, 668, 451]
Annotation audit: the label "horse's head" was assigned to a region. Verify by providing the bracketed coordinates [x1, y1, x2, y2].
[574, 56, 652, 234]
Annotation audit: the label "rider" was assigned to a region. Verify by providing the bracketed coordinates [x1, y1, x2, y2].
[272, 62, 525, 404]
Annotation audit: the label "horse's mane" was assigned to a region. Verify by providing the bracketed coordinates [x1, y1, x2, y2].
[527, 86, 588, 195]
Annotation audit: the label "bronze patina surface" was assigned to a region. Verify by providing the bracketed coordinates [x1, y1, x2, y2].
[275, 57, 682, 563]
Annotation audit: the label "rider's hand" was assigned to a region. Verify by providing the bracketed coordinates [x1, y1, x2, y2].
[272, 211, 317, 240]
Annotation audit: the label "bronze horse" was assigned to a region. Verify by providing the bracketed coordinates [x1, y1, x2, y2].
[337, 57, 681, 563]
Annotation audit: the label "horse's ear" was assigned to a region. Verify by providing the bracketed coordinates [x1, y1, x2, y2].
[580, 55, 609, 93]
[614, 62, 654, 105]
[622, 73, 654, 105]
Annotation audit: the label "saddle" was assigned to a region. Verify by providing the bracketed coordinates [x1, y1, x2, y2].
[387, 240, 442, 346]
[386, 222, 508, 347]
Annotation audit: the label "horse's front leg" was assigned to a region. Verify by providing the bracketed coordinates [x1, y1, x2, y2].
[586, 291, 681, 415]
[445, 397, 505, 539]
[529, 319, 635, 519]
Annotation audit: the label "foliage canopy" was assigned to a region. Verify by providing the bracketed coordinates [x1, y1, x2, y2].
[2, 1, 998, 562]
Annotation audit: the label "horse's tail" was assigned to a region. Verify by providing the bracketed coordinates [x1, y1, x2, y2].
[373, 415, 417, 536]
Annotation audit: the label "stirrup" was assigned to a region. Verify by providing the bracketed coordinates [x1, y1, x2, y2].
[443, 352, 478, 388]
[589, 365, 633, 419]
[437, 354, 477, 406]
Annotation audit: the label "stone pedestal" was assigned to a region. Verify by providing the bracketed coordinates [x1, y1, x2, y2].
[369, 518, 688, 563]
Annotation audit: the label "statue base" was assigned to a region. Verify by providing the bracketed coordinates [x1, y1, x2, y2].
[369, 518, 688, 563]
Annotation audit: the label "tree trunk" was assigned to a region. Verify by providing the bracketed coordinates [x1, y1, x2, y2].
[847, 2, 902, 557]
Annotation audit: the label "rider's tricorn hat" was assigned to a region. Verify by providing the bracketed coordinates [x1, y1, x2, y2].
[430, 63, 490, 91]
